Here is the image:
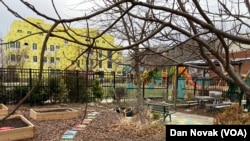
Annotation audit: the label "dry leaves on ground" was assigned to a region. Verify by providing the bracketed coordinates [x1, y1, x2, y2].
[4, 103, 166, 141]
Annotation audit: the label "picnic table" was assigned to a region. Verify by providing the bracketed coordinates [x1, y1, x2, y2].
[194, 96, 215, 108]
[205, 101, 233, 110]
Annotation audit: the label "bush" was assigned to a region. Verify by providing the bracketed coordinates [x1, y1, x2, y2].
[214, 104, 250, 124]
[30, 85, 49, 105]
[114, 86, 127, 102]
[152, 113, 161, 120]
[91, 79, 104, 102]
[11, 86, 29, 103]
[64, 71, 88, 103]
[47, 77, 69, 103]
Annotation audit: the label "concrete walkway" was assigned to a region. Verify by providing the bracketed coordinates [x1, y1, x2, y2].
[165, 112, 214, 125]
[100, 99, 214, 125]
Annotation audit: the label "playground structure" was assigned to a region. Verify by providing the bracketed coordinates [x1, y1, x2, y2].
[178, 67, 197, 88]
[167, 66, 231, 100]
[109, 63, 249, 109]
[118, 58, 250, 111]
[162, 63, 249, 111]
[183, 71, 196, 87]
[166, 64, 249, 111]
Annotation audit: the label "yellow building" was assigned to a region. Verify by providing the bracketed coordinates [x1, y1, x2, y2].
[4, 18, 123, 74]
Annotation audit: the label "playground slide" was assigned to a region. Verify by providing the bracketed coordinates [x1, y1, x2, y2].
[183, 71, 196, 87]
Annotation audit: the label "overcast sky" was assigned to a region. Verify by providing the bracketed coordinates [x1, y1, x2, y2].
[0, 0, 96, 39]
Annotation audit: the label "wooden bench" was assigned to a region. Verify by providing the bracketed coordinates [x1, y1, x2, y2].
[147, 103, 176, 122]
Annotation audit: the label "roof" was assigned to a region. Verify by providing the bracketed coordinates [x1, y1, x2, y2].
[184, 58, 250, 66]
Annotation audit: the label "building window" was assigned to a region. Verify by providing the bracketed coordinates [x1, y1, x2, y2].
[16, 42, 20, 48]
[64, 40, 68, 46]
[107, 60, 112, 69]
[56, 57, 60, 62]
[107, 51, 112, 59]
[43, 57, 47, 63]
[10, 54, 15, 61]
[86, 49, 93, 56]
[27, 31, 32, 35]
[99, 60, 102, 68]
[90, 59, 94, 66]
[17, 30, 22, 33]
[117, 71, 122, 75]
[56, 45, 60, 50]
[77, 60, 80, 66]
[24, 55, 29, 60]
[107, 51, 112, 69]
[33, 43, 37, 50]
[10, 42, 15, 48]
[117, 52, 122, 56]
[99, 50, 102, 58]
[17, 55, 21, 62]
[85, 38, 90, 41]
[24, 43, 28, 47]
[50, 45, 54, 51]
[50, 57, 54, 63]
[33, 56, 37, 63]
[90, 49, 93, 55]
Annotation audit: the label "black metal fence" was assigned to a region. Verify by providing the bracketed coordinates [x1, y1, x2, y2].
[1, 67, 238, 105]
[0, 68, 124, 105]
[182, 76, 229, 100]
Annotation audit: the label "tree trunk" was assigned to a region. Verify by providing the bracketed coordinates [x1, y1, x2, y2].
[134, 46, 146, 124]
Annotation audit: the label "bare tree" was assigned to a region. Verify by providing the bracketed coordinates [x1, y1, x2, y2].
[1, 0, 250, 122]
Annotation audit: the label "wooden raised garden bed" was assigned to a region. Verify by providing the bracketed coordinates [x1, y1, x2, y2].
[30, 108, 79, 121]
[0, 104, 8, 117]
[0, 115, 35, 141]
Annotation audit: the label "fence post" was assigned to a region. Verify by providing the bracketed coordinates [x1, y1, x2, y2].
[76, 70, 79, 102]
[113, 72, 115, 89]
[194, 80, 196, 97]
[112, 72, 116, 100]
[166, 76, 169, 101]
[143, 82, 145, 99]
[29, 68, 32, 106]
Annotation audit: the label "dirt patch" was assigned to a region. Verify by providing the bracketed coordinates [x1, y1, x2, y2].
[35, 108, 72, 113]
[0, 118, 28, 128]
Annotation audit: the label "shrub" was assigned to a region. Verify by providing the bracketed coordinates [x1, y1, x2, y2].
[64, 71, 88, 103]
[11, 86, 29, 103]
[114, 86, 127, 102]
[91, 79, 104, 102]
[112, 118, 164, 138]
[47, 77, 69, 103]
[31, 84, 50, 105]
[152, 113, 161, 120]
[0, 83, 8, 104]
[214, 104, 250, 124]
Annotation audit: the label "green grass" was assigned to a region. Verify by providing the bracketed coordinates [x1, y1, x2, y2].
[103, 83, 173, 99]
[126, 88, 173, 98]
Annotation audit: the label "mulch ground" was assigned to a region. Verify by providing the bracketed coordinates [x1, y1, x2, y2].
[0, 102, 220, 141]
